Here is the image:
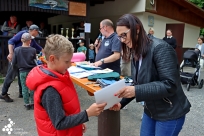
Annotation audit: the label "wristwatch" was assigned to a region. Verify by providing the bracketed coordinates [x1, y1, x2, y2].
[100, 59, 104, 64]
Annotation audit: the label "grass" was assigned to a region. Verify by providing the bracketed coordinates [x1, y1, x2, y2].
[0, 74, 4, 85]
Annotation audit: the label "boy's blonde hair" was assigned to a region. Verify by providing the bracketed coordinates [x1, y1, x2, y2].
[44, 34, 74, 60]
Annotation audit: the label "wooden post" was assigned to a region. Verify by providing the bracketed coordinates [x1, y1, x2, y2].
[85, 1, 121, 136]
[85, 0, 90, 61]
[98, 110, 120, 136]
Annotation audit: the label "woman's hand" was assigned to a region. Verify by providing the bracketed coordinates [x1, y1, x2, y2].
[109, 103, 121, 111]
[82, 123, 87, 133]
[115, 86, 135, 98]
[86, 103, 107, 117]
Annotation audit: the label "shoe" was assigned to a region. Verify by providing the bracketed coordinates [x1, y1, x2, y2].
[18, 94, 23, 98]
[24, 104, 31, 110]
[0, 94, 14, 102]
[30, 104, 34, 110]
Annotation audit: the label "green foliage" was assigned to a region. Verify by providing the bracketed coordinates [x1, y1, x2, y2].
[200, 28, 204, 36]
[189, 0, 204, 8]
[189, 0, 204, 36]
[0, 74, 4, 85]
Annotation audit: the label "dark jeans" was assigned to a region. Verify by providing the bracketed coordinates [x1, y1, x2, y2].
[1, 62, 22, 95]
[140, 113, 185, 136]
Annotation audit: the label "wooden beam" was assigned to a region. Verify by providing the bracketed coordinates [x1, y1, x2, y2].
[170, 0, 204, 19]
[90, 0, 115, 6]
[179, 8, 189, 12]
[146, 0, 204, 27]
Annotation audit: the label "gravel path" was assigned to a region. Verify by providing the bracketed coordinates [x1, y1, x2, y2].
[0, 68, 203, 136]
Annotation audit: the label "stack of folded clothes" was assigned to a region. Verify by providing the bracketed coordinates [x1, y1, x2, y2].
[96, 79, 117, 88]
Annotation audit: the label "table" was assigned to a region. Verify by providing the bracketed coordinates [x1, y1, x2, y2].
[71, 76, 120, 136]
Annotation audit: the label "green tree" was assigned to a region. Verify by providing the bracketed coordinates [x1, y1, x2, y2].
[189, 0, 204, 8]
[201, 28, 204, 35]
[189, 0, 204, 36]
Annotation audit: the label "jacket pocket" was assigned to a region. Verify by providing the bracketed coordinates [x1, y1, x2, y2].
[163, 97, 173, 107]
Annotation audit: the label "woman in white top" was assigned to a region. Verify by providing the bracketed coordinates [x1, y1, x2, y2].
[195, 37, 204, 68]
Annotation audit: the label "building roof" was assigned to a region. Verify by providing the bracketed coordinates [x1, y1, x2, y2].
[171, 0, 204, 19]
[146, 0, 204, 27]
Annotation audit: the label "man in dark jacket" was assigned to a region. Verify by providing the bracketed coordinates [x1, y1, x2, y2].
[0, 25, 43, 102]
[163, 29, 177, 49]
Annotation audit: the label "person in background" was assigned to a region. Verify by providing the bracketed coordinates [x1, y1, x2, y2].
[163, 29, 177, 49]
[21, 19, 33, 31]
[94, 19, 121, 74]
[110, 14, 191, 136]
[89, 44, 95, 63]
[12, 33, 36, 110]
[1, 15, 20, 36]
[0, 24, 43, 102]
[195, 36, 204, 68]
[147, 27, 155, 39]
[26, 34, 106, 136]
[76, 21, 85, 37]
[39, 22, 49, 37]
[77, 40, 87, 55]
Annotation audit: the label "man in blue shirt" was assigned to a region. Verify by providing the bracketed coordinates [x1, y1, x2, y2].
[0, 24, 43, 102]
[94, 19, 121, 74]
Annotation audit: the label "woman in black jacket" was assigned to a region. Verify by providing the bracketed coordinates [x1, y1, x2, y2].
[110, 14, 191, 136]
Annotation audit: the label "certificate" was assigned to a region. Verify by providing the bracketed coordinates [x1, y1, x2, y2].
[94, 79, 126, 110]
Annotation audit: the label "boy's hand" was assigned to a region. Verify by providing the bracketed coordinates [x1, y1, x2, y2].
[109, 103, 121, 111]
[82, 123, 87, 133]
[86, 103, 107, 117]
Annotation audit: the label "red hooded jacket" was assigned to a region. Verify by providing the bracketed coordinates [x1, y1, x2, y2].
[26, 65, 82, 136]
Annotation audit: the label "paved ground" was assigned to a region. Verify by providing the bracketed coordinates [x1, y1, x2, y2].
[0, 68, 204, 136]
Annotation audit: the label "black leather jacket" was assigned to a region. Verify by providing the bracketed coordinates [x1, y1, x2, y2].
[120, 38, 191, 121]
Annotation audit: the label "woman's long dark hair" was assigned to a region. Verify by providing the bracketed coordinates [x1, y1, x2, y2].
[117, 14, 151, 61]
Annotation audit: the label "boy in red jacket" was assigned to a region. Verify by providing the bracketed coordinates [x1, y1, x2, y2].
[26, 34, 106, 136]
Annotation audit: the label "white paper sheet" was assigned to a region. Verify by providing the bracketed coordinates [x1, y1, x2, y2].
[68, 66, 86, 74]
[70, 71, 95, 79]
[84, 23, 91, 33]
[89, 68, 113, 74]
[94, 79, 126, 110]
